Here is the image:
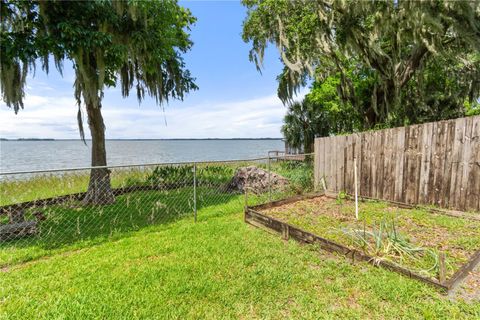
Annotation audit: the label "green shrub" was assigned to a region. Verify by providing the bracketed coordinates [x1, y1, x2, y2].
[275, 161, 314, 193]
[145, 164, 235, 187]
[146, 165, 194, 186]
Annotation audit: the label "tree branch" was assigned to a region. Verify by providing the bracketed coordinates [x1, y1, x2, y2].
[398, 44, 430, 87]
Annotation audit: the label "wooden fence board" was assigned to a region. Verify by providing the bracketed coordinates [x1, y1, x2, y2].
[394, 127, 406, 203]
[313, 116, 480, 212]
[451, 118, 466, 209]
[382, 128, 395, 200]
[419, 122, 433, 204]
[460, 117, 474, 211]
[354, 133, 362, 196]
[345, 135, 354, 194]
[466, 119, 480, 211]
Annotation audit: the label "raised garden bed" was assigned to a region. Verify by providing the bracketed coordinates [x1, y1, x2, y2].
[245, 192, 480, 293]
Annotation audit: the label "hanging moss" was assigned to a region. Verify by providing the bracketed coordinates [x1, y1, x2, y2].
[1, 0, 198, 133]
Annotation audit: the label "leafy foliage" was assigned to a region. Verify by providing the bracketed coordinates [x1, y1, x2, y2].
[145, 165, 235, 187]
[243, 0, 480, 128]
[277, 161, 314, 192]
[341, 219, 439, 275]
[305, 68, 367, 133]
[281, 99, 327, 153]
[281, 70, 366, 152]
[400, 53, 480, 124]
[1, 0, 198, 118]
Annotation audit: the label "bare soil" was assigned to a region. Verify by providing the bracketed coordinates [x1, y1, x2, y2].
[449, 263, 480, 303]
[259, 195, 480, 279]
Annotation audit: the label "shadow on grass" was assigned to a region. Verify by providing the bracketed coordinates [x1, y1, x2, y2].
[0, 161, 314, 267]
[0, 186, 242, 266]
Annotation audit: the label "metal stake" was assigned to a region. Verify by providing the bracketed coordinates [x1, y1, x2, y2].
[354, 157, 359, 220]
[193, 162, 197, 223]
[267, 155, 272, 202]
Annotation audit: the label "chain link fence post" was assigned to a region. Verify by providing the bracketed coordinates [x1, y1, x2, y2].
[267, 154, 272, 202]
[193, 162, 197, 223]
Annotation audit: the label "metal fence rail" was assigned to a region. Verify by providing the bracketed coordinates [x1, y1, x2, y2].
[0, 154, 314, 267]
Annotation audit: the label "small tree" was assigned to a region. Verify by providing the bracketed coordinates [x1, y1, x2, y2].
[1, 0, 197, 204]
[281, 99, 327, 154]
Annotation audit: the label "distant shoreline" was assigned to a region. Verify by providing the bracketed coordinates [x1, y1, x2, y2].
[1, 138, 283, 141]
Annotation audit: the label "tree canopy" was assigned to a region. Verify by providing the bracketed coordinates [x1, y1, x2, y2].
[1, 0, 197, 203]
[243, 0, 480, 128]
[1, 0, 197, 137]
[282, 99, 325, 154]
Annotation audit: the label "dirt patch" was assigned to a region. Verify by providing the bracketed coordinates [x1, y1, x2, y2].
[259, 195, 480, 279]
[449, 264, 480, 303]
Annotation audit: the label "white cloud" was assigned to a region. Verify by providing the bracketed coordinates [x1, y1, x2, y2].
[101, 94, 287, 139]
[1, 77, 308, 139]
[0, 92, 309, 139]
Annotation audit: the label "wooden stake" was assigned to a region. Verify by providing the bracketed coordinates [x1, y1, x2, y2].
[321, 177, 327, 191]
[439, 252, 446, 284]
[282, 224, 289, 240]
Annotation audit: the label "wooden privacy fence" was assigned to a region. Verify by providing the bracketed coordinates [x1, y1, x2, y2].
[314, 115, 480, 212]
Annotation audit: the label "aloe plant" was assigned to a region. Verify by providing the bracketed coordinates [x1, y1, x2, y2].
[341, 218, 438, 274]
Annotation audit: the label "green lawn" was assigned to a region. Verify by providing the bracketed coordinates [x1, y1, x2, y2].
[1, 197, 479, 319]
[0, 160, 308, 267]
[1, 187, 208, 266]
[1, 162, 478, 318]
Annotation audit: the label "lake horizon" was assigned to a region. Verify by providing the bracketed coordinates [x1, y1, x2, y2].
[0, 139, 285, 173]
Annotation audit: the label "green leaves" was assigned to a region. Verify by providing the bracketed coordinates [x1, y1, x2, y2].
[1, 0, 197, 131]
[243, 0, 480, 128]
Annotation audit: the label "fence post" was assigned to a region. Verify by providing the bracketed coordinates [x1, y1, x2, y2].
[244, 188, 248, 220]
[267, 155, 272, 202]
[193, 162, 197, 223]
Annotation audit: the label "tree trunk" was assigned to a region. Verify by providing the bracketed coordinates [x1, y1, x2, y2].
[304, 139, 313, 154]
[82, 102, 115, 205]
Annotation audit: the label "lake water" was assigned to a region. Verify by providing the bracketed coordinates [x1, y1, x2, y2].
[0, 139, 284, 173]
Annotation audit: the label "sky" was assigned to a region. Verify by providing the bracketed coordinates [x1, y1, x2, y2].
[0, 1, 306, 139]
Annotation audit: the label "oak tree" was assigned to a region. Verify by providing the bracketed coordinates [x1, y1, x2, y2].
[243, 0, 480, 128]
[1, 0, 197, 203]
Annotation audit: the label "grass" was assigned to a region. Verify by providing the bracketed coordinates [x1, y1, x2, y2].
[0, 168, 146, 206]
[260, 196, 480, 279]
[0, 160, 311, 206]
[1, 162, 478, 318]
[1, 187, 233, 266]
[1, 198, 479, 319]
[0, 160, 308, 267]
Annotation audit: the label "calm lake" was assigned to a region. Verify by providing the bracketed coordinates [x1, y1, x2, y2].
[0, 139, 284, 173]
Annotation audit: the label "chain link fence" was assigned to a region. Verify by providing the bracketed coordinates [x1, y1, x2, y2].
[0, 154, 314, 267]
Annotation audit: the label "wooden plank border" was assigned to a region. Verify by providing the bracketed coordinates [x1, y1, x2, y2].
[245, 194, 480, 293]
[445, 249, 480, 290]
[249, 191, 326, 212]
[321, 191, 480, 222]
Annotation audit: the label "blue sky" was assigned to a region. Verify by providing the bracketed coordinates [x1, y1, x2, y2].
[0, 1, 305, 139]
